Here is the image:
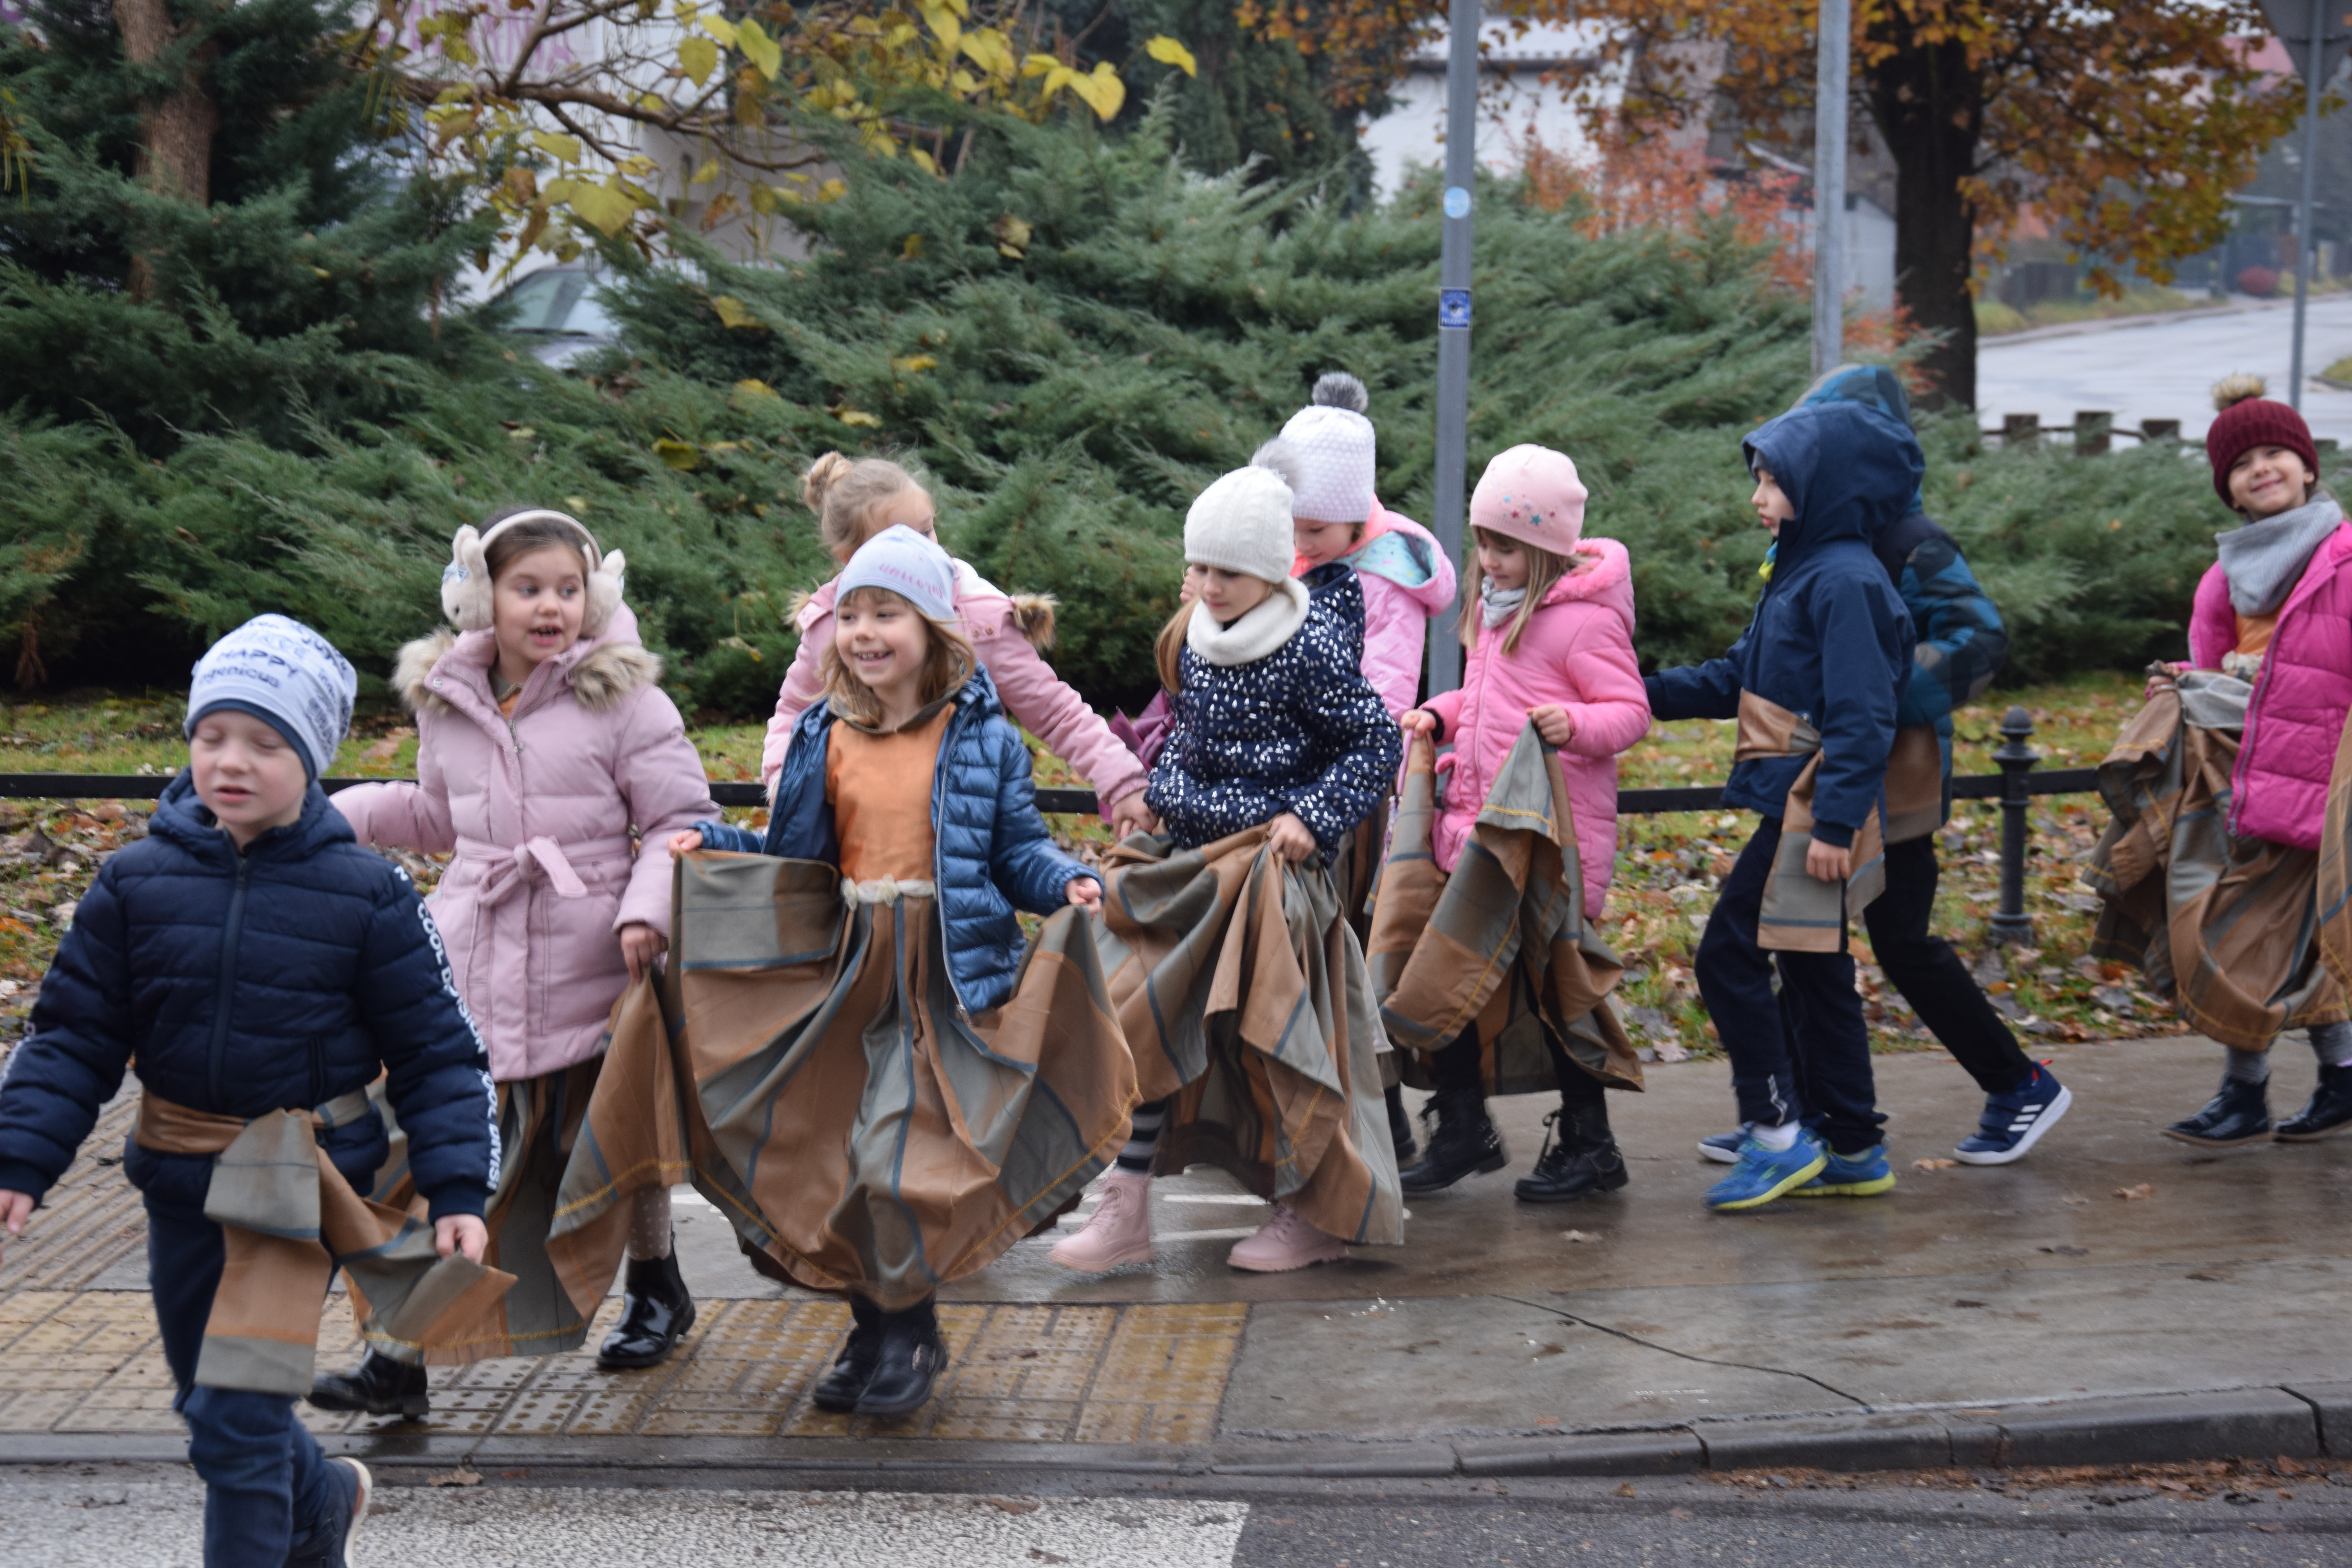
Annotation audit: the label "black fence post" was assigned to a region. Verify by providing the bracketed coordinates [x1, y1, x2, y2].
[1989, 705, 2040, 946]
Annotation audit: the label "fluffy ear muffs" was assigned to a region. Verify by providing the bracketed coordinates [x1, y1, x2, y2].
[439, 512, 627, 638]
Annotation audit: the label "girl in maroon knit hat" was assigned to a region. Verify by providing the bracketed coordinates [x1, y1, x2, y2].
[2114, 377, 2352, 1148]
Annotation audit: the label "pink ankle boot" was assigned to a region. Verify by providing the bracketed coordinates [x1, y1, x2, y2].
[1048, 1170, 1153, 1272]
[1226, 1201, 1346, 1272]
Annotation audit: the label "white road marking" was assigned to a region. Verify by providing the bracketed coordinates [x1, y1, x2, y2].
[0, 1479, 1250, 1568]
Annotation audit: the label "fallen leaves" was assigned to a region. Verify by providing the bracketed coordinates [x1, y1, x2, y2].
[1562, 1229, 1604, 1244]
[426, 1466, 481, 1488]
[1912, 1157, 1958, 1171]
[2115, 1183, 2155, 1200]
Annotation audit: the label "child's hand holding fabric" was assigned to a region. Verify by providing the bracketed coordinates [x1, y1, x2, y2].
[1066, 878, 1102, 910]
[619, 922, 667, 983]
[1265, 812, 1318, 864]
[1528, 704, 1575, 747]
[1805, 840, 1852, 883]
[436, 1213, 488, 1263]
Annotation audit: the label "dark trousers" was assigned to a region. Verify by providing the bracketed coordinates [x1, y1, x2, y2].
[1428, 1020, 1608, 1112]
[147, 1196, 343, 1566]
[1865, 835, 2036, 1094]
[1695, 819, 1884, 1154]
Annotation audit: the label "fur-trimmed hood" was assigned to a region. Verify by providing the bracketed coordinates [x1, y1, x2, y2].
[396, 604, 662, 716]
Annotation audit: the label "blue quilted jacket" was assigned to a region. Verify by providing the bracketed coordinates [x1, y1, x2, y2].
[1147, 574, 1403, 859]
[0, 773, 499, 1220]
[696, 668, 1094, 1014]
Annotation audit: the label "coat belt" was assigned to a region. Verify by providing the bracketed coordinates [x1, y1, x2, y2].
[456, 834, 634, 905]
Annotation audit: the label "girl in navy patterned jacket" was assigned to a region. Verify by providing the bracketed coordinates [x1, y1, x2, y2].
[1053, 447, 1404, 1277]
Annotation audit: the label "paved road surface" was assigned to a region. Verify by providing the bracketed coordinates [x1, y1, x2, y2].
[2, 1466, 2346, 1566]
[1976, 297, 2352, 444]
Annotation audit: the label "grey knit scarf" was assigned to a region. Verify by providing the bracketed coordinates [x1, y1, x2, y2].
[2216, 492, 2345, 617]
[1479, 582, 1529, 628]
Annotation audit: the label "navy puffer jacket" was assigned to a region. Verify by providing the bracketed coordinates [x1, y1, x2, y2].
[0, 774, 499, 1219]
[1646, 400, 1920, 846]
[697, 668, 1093, 1014]
[1147, 573, 1402, 858]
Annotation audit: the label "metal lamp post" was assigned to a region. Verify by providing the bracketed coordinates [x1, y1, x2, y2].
[1426, 0, 1480, 697]
[2263, 0, 2352, 410]
[1812, 0, 1851, 377]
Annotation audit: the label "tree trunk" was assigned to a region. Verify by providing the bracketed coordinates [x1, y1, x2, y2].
[114, 0, 217, 300]
[1862, 30, 1982, 409]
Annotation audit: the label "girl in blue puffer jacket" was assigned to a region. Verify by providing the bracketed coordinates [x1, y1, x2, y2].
[669, 526, 1136, 1419]
[1051, 447, 1405, 1280]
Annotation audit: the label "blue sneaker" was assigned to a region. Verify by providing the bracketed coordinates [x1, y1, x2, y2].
[1697, 1129, 1744, 1164]
[1954, 1065, 2073, 1166]
[1788, 1141, 1896, 1197]
[1704, 1129, 1828, 1212]
[287, 1456, 369, 1568]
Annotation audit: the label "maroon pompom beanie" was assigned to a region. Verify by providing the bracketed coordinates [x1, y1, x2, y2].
[2207, 397, 2319, 507]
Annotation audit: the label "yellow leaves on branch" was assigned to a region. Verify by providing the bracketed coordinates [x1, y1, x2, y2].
[1145, 35, 1198, 78]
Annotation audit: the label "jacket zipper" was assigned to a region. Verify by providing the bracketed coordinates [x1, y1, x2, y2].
[206, 851, 251, 1107]
[930, 700, 975, 1023]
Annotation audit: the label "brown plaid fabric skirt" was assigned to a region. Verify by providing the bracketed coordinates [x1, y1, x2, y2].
[1365, 725, 1640, 1096]
[2088, 670, 2344, 1049]
[1093, 826, 1403, 1246]
[544, 853, 1136, 1313]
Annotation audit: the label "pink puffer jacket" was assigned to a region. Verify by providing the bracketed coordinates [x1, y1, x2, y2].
[2187, 523, 2352, 851]
[1352, 504, 1461, 719]
[759, 559, 1147, 814]
[332, 608, 719, 1082]
[1419, 537, 1649, 917]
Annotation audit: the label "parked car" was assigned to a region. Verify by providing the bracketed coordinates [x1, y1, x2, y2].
[491, 264, 618, 367]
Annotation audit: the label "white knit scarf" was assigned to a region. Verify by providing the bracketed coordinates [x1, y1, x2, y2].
[1186, 578, 1311, 666]
[1479, 582, 1530, 628]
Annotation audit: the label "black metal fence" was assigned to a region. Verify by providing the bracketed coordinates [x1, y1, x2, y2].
[0, 708, 2094, 946]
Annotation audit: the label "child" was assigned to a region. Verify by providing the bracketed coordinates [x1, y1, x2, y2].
[1389, 445, 1651, 1200]
[0, 615, 499, 1567]
[1051, 448, 1404, 1275]
[760, 452, 1154, 839]
[315, 506, 719, 1416]
[671, 525, 1133, 1416]
[1281, 371, 1459, 1163]
[1697, 366, 2068, 1167]
[2114, 380, 2352, 1145]
[1646, 400, 1919, 1212]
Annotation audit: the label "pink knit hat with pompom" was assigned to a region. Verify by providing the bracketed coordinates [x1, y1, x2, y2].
[1470, 445, 1587, 555]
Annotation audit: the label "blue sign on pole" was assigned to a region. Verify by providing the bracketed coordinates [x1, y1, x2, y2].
[1438, 289, 1472, 330]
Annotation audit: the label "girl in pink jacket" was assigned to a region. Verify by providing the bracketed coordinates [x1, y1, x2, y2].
[313, 508, 719, 1419]
[1396, 445, 1650, 1204]
[2160, 384, 2352, 1147]
[760, 453, 1154, 838]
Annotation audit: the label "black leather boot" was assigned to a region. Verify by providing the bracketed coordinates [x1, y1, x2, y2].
[1398, 1088, 1507, 1193]
[2277, 1062, 2352, 1141]
[307, 1348, 429, 1419]
[855, 1298, 947, 1417]
[1385, 1082, 1417, 1165]
[812, 1296, 884, 1412]
[1514, 1105, 1630, 1203]
[597, 1243, 697, 1370]
[2162, 1074, 2272, 1147]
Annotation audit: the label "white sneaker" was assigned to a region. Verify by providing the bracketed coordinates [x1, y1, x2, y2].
[1048, 1170, 1153, 1271]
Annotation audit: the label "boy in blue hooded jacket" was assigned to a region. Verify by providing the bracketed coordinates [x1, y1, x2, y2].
[1646, 399, 1920, 1212]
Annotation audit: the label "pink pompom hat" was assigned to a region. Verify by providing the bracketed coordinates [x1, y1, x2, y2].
[1469, 444, 1588, 556]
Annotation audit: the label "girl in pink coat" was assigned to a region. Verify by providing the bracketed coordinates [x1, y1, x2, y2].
[312, 507, 719, 1419]
[2158, 383, 2352, 1147]
[1396, 445, 1650, 1203]
[760, 453, 1154, 838]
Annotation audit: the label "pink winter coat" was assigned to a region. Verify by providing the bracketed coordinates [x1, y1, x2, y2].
[759, 558, 1148, 812]
[332, 608, 719, 1082]
[2187, 523, 2352, 851]
[1349, 504, 1461, 719]
[1419, 537, 1649, 917]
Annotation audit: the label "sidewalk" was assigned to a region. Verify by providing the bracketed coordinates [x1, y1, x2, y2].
[4, 1033, 2348, 1476]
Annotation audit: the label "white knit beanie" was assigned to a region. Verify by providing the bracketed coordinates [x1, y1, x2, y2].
[1185, 443, 1300, 583]
[838, 524, 959, 623]
[185, 614, 356, 782]
[1277, 371, 1377, 524]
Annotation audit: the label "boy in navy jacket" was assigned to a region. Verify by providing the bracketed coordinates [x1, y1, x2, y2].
[1646, 401, 1920, 1212]
[0, 616, 497, 1568]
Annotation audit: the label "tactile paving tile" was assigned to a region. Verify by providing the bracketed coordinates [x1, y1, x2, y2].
[0, 1290, 1247, 1446]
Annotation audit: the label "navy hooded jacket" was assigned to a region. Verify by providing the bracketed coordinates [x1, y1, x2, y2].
[697, 667, 1094, 1015]
[0, 773, 499, 1220]
[1646, 400, 1922, 846]
[1800, 366, 2009, 801]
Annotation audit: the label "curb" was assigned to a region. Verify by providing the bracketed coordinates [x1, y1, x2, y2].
[5, 1386, 2342, 1482]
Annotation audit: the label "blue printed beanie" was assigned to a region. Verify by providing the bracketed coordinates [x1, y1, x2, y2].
[185, 615, 357, 782]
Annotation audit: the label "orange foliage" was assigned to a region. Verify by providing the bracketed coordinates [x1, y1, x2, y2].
[1521, 134, 1810, 295]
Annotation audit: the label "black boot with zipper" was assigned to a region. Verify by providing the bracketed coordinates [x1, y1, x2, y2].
[307, 1348, 430, 1419]
[2162, 1073, 2272, 1148]
[1398, 1088, 1507, 1193]
[597, 1242, 697, 1369]
[855, 1298, 946, 1417]
[2277, 1062, 2352, 1140]
[1385, 1082, 1417, 1166]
